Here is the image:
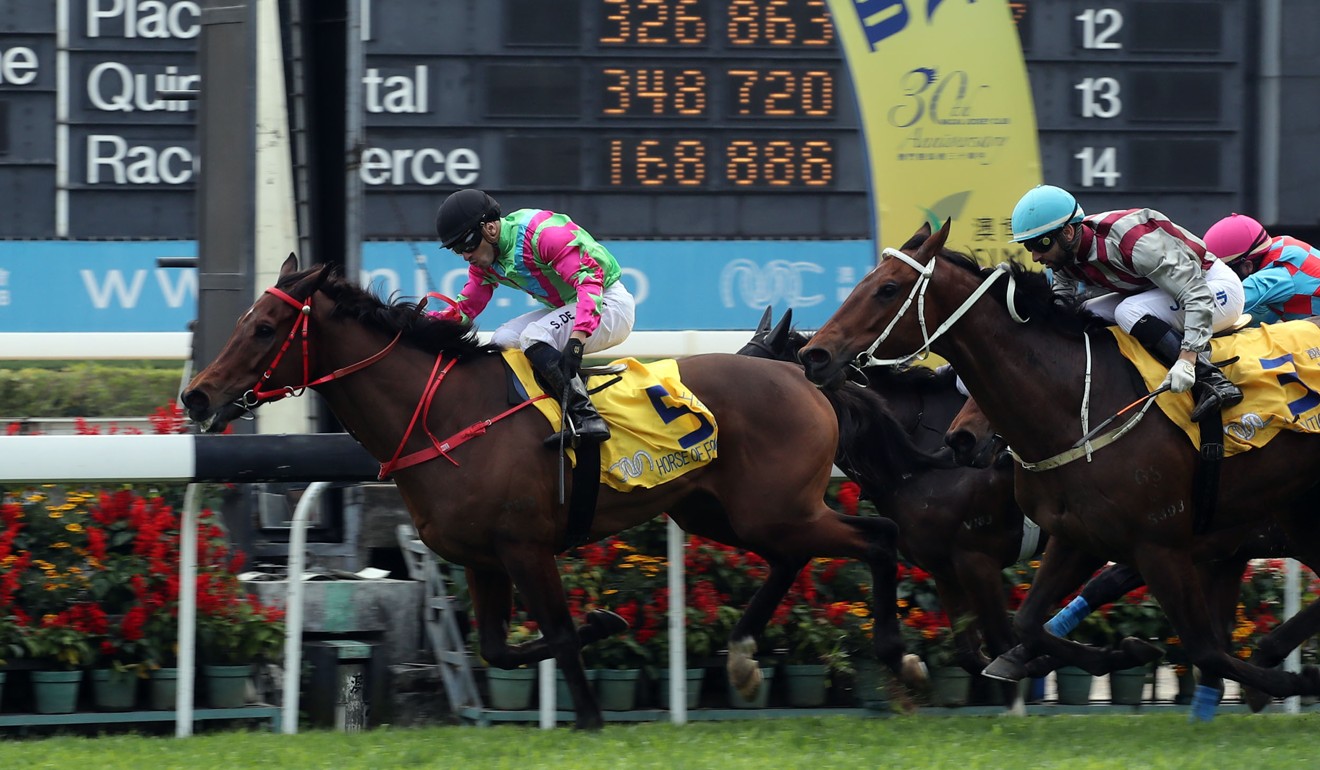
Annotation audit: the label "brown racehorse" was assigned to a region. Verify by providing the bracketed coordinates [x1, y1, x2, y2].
[181, 255, 920, 728]
[798, 221, 1320, 702]
[740, 309, 1038, 709]
[944, 363, 1297, 714]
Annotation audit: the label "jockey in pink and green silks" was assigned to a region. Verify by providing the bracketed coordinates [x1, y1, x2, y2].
[434, 189, 636, 447]
[443, 209, 624, 338]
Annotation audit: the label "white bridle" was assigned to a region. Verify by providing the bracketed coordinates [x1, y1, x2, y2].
[855, 247, 1030, 366]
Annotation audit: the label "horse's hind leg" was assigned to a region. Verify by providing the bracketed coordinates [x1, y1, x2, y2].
[1137, 548, 1311, 702]
[726, 555, 808, 699]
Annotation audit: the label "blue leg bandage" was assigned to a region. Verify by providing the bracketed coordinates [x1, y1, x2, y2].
[1188, 684, 1222, 722]
[1044, 596, 1090, 637]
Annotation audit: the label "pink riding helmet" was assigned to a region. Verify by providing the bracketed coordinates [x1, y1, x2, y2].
[1203, 213, 1272, 264]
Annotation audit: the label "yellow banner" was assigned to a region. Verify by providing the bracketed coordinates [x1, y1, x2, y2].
[826, 0, 1041, 266]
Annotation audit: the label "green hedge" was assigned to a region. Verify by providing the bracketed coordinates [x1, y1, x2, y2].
[0, 364, 184, 417]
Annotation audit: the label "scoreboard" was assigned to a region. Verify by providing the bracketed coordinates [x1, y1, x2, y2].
[0, 0, 1254, 241]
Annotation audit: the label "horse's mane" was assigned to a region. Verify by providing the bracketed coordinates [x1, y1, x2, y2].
[770, 330, 953, 485]
[281, 266, 502, 360]
[899, 231, 1108, 338]
[860, 360, 956, 394]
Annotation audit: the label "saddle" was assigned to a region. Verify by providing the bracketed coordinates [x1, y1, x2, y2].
[501, 352, 720, 492]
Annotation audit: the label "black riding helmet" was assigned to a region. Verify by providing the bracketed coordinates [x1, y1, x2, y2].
[435, 189, 501, 249]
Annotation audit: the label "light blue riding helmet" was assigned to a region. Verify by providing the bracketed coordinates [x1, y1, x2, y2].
[1010, 185, 1085, 242]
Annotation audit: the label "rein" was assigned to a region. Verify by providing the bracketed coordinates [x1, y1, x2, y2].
[858, 250, 1160, 473]
[245, 285, 548, 480]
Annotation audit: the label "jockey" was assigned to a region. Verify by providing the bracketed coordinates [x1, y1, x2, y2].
[1203, 213, 1320, 325]
[1010, 185, 1245, 421]
[433, 189, 636, 447]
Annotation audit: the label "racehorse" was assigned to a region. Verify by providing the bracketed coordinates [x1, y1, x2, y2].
[945, 379, 1301, 714]
[181, 255, 919, 728]
[740, 309, 1039, 709]
[798, 221, 1320, 702]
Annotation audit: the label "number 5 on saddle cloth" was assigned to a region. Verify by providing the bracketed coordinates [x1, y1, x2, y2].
[502, 352, 719, 491]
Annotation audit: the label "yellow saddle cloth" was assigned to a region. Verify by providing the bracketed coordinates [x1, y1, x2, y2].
[1110, 320, 1320, 455]
[502, 351, 718, 491]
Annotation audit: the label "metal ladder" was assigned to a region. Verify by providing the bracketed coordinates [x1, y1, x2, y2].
[395, 525, 484, 712]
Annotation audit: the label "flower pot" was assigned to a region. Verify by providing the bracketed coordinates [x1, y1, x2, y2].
[1108, 664, 1152, 706]
[851, 658, 889, 710]
[726, 665, 775, 708]
[202, 664, 252, 709]
[1053, 665, 1094, 705]
[485, 667, 535, 711]
[149, 667, 179, 710]
[782, 663, 829, 708]
[594, 668, 641, 711]
[655, 667, 705, 710]
[31, 669, 84, 714]
[928, 666, 971, 707]
[91, 667, 138, 711]
[554, 668, 598, 710]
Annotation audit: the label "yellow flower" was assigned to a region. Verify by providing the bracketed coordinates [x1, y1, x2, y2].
[51, 542, 71, 549]
[65, 522, 84, 533]
[35, 560, 55, 570]
[47, 511, 64, 520]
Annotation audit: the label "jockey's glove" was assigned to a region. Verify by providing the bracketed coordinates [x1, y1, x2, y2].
[1162, 359, 1197, 393]
[561, 337, 585, 379]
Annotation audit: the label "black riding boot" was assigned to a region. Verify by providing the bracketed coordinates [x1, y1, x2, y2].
[1129, 315, 1243, 421]
[525, 343, 611, 448]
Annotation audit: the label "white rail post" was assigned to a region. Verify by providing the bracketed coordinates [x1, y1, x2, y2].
[281, 481, 329, 733]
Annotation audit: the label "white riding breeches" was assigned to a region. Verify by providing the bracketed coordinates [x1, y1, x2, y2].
[1081, 258, 1245, 335]
[491, 281, 637, 355]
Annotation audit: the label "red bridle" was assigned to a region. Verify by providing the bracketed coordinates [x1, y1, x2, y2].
[242, 285, 548, 479]
[243, 286, 403, 407]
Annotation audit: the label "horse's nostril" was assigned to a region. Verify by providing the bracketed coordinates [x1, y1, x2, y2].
[181, 389, 209, 413]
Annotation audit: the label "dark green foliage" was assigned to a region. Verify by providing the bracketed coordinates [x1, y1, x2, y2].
[0, 364, 183, 417]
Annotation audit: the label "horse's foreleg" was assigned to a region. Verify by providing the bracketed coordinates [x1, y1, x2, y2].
[1242, 590, 1320, 712]
[985, 540, 1106, 681]
[725, 555, 807, 699]
[1138, 549, 1312, 704]
[839, 514, 929, 713]
[467, 566, 627, 670]
[1185, 559, 1246, 720]
[950, 551, 1022, 708]
[500, 548, 603, 730]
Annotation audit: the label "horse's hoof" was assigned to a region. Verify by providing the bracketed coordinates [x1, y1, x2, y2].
[1242, 684, 1272, 713]
[731, 664, 763, 700]
[900, 653, 928, 688]
[587, 609, 629, 637]
[573, 712, 605, 731]
[982, 649, 1029, 682]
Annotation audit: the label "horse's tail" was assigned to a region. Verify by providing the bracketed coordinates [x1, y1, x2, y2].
[824, 385, 957, 491]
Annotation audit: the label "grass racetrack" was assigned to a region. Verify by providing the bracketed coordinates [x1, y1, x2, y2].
[3, 713, 1317, 769]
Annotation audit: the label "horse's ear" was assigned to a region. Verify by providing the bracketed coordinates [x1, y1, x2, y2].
[913, 221, 933, 240]
[914, 218, 951, 259]
[931, 218, 952, 251]
[280, 253, 299, 276]
[767, 308, 793, 351]
[755, 306, 773, 335]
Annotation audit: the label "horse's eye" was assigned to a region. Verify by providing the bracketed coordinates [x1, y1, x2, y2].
[254, 323, 276, 339]
[875, 282, 900, 299]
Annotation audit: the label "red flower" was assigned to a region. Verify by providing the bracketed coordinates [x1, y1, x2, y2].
[836, 481, 861, 515]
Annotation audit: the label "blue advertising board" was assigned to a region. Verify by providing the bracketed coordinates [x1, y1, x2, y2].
[0, 240, 874, 333]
